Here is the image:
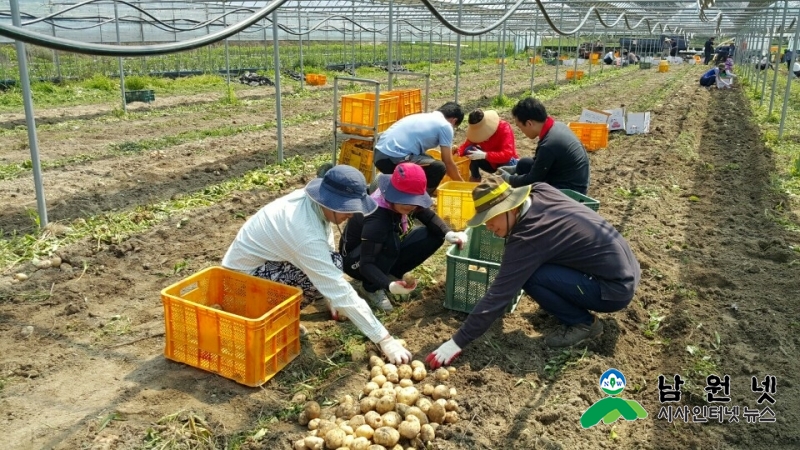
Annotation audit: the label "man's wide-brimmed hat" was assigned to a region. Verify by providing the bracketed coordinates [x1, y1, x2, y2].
[465, 109, 501, 144]
[466, 177, 532, 227]
[306, 165, 377, 214]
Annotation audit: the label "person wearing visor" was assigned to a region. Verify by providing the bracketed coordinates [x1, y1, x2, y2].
[341, 163, 468, 311]
[426, 179, 640, 368]
[222, 165, 412, 364]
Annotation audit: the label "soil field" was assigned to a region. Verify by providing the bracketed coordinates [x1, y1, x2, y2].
[0, 60, 798, 450]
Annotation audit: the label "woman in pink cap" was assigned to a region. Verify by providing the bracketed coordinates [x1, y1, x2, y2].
[341, 163, 468, 311]
[457, 109, 519, 182]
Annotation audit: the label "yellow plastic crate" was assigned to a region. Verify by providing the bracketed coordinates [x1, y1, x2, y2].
[427, 149, 471, 183]
[436, 181, 479, 230]
[339, 92, 400, 136]
[305, 73, 327, 86]
[567, 122, 609, 152]
[338, 139, 375, 182]
[389, 88, 422, 119]
[566, 70, 584, 80]
[161, 266, 302, 387]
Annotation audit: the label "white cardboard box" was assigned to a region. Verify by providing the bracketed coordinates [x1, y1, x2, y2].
[603, 108, 626, 131]
[626, 112, 651, 135]
[578, 108, 611, 125]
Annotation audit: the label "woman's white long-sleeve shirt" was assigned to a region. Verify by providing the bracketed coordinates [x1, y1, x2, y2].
[222, 189, 388, 343]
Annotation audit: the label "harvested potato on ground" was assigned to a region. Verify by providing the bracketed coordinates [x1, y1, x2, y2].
[449, 387, 457, 398]
[336, 401, 360, 419]
[415, 398, 432, 414]
[361, 396, 378, 414]
[411, 366, 427, 382]
[410, 360, 425, 369]
[339, 423, 354, 435]
[376, 395, 396, 414]
[445, 399, 459, 412]
[308, 418, 321, 430]
[298, 411, 310, 426]
[382, 381, 394, 390]
[381, 411, 402, 429]
[303, 435, 325, 450]
[419, 424, 435, 442]
[386, 372, 400, 383]
[365, 410, 384, 429]
[427, 402, 446, 424]
[293, 438, 306, 450]
[370, 355, 385, 367]
[432, 385, 450, 400]
[373, 426, 401, 447]
[405, 406, 428, 424]
[382, 364, 398, 376]
[317, 420, 337, 438]
[372, 374, 388, 387]
[397, 364, 413, 380]
[421, 384, 434, 396]
[304, 401, 321, 420]
[351, 436, 372, 450]
[324, 428, 347, 449]
[369, 446, 388, 450]
[396, 386, 420, 406]
[398, 420, 421, 439]
[447, 366, 457, 373]
[434, 368, 449, 382]
[355, 424, 375, 440]
[398, 378, 414, 388]
[371, 366, 384, 379]
[349, 415, 366, 428]
[444, 411, 459, 424]
[363, 381, 380, 396]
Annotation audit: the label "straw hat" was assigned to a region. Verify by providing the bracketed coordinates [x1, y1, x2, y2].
[466, 177, 532, 227]
[465, 109, 501, 144]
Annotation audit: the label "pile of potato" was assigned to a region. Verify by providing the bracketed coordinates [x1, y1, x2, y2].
[294, 356, 459, 450]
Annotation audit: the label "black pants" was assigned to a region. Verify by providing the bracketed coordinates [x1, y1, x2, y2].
[343, 227, 444, 292]
[374, 158, 446, 195]
[469, 159, 497, 179]
[603, 57, 613, 65]
[515, 157, 588, 195]
[704, 53, 713, 65]
[794, 71, 800, 78]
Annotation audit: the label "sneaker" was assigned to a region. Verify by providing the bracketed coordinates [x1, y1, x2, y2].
[358, 285, 393, 312]
[545, 316, 604, 348]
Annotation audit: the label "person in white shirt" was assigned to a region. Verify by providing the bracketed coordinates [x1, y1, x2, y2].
[222, 165, 413, 364]
[793, 60, 800, 78]
[603, 50, 614, 65]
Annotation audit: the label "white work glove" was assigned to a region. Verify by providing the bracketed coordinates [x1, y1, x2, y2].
[388, 280, 416, 295]
[468, 149, 487, 160]
[425, 339, 462, 369]
[379, 335, 412, 365]
[445, 231, 469, 250]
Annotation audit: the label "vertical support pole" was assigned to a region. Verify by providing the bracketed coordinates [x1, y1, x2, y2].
[49, 5, 61, 81]
[10, 0, 47, 228]
[555, 5, 564, 84]
[499, 0, 508, 98]
[532, 10, 539, 93]
[113, 1, 126, 113]
[429, 17, 434, 74]
[263, 19, 270, 71]
[223, 2, 231, 88]
[388, 0, 395, 89]
[273, 10, 284, 162]
[454, 0, 463, 103]
[770, 0, 790, 115]
[778, 10, 800, 138]
[762, 3, 780, 106]
[297, 7, 304, 89]
[589, 22, 596, 78]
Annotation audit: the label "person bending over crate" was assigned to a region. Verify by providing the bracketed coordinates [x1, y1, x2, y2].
[497, 97, 590, 195]
[221, 165, 412, 365]
[426, 178, 640, 368]
[457, 109, 519, 182]
[341, 163, 468, 310]
[373, 102, 465, 194]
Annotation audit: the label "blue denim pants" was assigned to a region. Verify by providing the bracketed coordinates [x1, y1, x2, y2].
[522, 264, 630, 326]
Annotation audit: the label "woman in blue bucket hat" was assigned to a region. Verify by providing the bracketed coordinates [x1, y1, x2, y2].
[222, 165, 412, 364]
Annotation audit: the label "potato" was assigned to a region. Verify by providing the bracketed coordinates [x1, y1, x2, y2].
[415, 398, 432, 414]
[370, 355, 385, 367]
[435, 398, 447, 408]
[404, 406, 428, 424]
[303, 436, 325, 450]
[308, 418, 321, 430]
[298, 411, 310, 426]
[336, 401, 360, 419]
[382, 381, 394, 390]
[365, 410, 383, 429]
[349, 414, 366, 428]
[372, 374, 388, 387]
[447, 366, 457, 374]
[376, 395, 396, 414]
[351, 436, 372, 450]
[304, 401, 321, 420]
[325, 428, 347, 449]
[444, 411, 459, 424]
[381, 411, 402, 429]
[398, 420, 421, 439]
[363, 381, 380, 396]
[335, 417, 345, 426]
[396, 386, 420, 406]
[419, 424, 435, 442]
[411, 367, 427, 382]
[410, 360, 425, 369]
[293, 438, 306, 450]
[373, 426, 401, 447]
[449, 387, 458, 398]
[402, 273, 417, 286]
[398, 378, 414, 388]
[361, 396, 377, 414]
[445, 399, 459, 412]
[421, 384, 434, 396]
[382, 364, 398, 376]
[386, 372, 400, 383]
[343, 435, 354, 448]
[369, 446, 388, 450]
[427, 402, 446, 424]
[318, 420, 337, 437]
[432, 385, 449, 400]
[434, 368, 449, 382]
[371, 366, 384, 379]
[339, 423, 354, 435]
[355, 424, 375, 440]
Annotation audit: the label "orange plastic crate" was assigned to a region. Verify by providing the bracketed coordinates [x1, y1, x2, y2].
[161, 266, 302, 387]
[427, 149, 471, 182]
[568, 122, 609, 151]
[436, 181, 480, 230]
[389, 88, 423, 119]
[566, 70, 584, 80]
[339, 92, 400, 136]
[529, 56, 542, 64]
[305, 73, 326, 86]
[338, 139, 375, 182]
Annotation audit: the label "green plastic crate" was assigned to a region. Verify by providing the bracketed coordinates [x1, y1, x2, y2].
[639, 62, 652, 69]
[444, 225, 523, 314]
[125, 89, 155, 104]
[560, 189, 600, 211]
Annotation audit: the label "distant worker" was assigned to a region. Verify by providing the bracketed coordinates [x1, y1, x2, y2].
[793, 59, 800, 78]
[603, 50, 615, 65]
[704, 37, 715, 64]
[699, 65, 720, 89]
[373, 102, 465, 194]
[457, 109, 519, 182]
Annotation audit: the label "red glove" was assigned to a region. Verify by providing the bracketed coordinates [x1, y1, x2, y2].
[425, 339, 462, 369]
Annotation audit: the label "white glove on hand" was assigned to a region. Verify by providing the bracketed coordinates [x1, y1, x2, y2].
[468, 149, 487, 160]
[425, 339, 462, 369]
[379, 335, 412, 365]
[498, 169, 512, 183]
[445, 231, 469, 250]
[388, 281, 416, 295]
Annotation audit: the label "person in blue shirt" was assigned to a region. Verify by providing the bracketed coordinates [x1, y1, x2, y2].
[373, 102, 465, 194]
[699, 65, 720, 88]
